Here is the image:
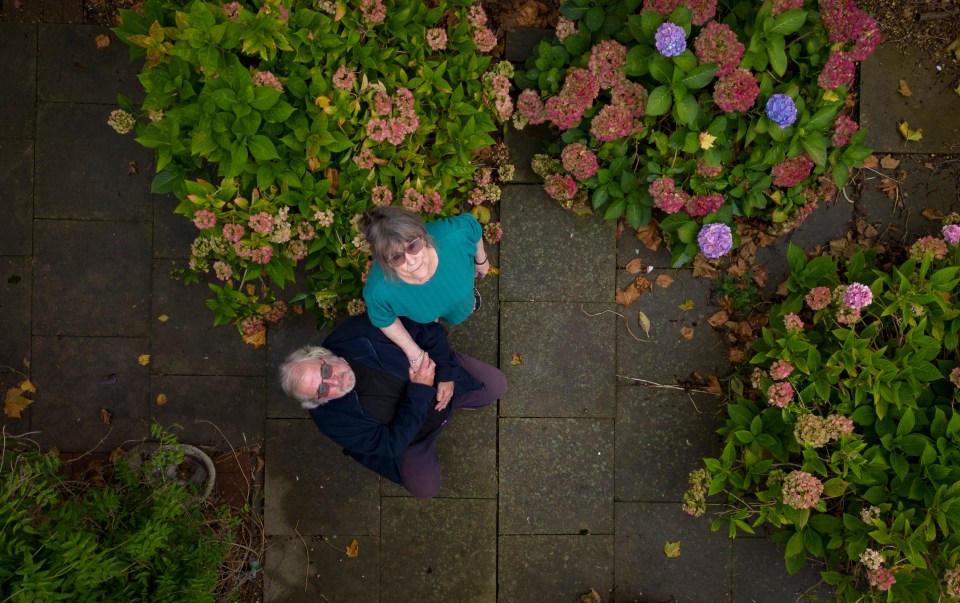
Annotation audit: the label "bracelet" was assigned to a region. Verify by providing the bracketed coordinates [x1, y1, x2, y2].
[474, 255, 488, 265]
[409, 350, 424, 365]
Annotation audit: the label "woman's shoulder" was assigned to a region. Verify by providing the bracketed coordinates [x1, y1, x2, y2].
[427, 213, 480, 241]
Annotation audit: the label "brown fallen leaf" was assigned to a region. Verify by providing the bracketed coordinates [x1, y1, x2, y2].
[109, 447, 125, 464]
[616, 283, 641, 307]
[4, 387, 32, 418]
[99, 408, 112, 425]
[655, 274, 674, 288]
[678, 299, 695, 312]
[95, 34, 111, 49]
[635, 224, 662, 251]
[680, 326, 694, 340]
[862, 154, 879, 169]
[242, 328, 267, 348]
[625, 258, 644, 274]
[708, 310, 729, 327]
[511, 353, 524, 366]
[705, 374, 723, 395]
[516, 0, 542, 27]
[691, 255, 719, 279]
[127, 160, 138, 175]
[137, 354, 151, 366]
[921, 208, 946, 220]
[728, 348, 745, 362]
[897, 79, 912, 97]
[325, 167, 340, 196]
[156, 393, 168, 406]
[346, 539, 359, 558]
[664, 541, 681, 558]
[19, 379, 36, 393]
[579, 588, 603, 603]
[879, 155, 900, 170]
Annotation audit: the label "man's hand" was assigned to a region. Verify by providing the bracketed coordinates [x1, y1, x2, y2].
[409, 352, 436, 386]
[435, 381, 454, 410]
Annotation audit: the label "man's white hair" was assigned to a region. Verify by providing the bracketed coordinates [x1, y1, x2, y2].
[279, 345, 337, 409]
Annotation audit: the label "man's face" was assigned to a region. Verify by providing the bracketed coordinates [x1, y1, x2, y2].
[298, 357, 356, 402]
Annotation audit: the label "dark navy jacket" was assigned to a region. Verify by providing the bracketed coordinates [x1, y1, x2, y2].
[308, 315, 482, 484]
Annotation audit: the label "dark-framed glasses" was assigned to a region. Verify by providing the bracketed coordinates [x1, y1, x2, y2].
[387, 237, 424, 267]
[315, 360, 335, 399]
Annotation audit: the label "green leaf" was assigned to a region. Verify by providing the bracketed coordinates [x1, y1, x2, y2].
[767, 36, 787, 77]
[649, 56, 674, 85]
[646, 86, 672, 116]
[674, 93, 699, 126]
[248, 134, 280, 161]
[584, 6, 605, 31]
[801, 135, 828, 166]
[769, 9, 808, 36]
[250, 85, 281, 110]
[805, 105, 840, 132]
[680, 64, 716, 90]
[625, 45, 653, 77]
[640, 9, 663, 39]
[785, 531, 804, 557]
[672, 50, 697, 73]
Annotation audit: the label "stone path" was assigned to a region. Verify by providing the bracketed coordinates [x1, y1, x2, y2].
[2, 7, 958, 603]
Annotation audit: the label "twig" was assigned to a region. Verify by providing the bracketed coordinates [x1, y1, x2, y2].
[616, 374, 721, 399]
[63, 427, 114, 465]
[293, 521, 310, 592]
[579, 305, 656, 343]
[919, 8, 960, 21]
[193, 419, 252, 493]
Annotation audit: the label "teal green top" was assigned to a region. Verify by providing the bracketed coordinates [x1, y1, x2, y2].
[364, 213, 481, 328]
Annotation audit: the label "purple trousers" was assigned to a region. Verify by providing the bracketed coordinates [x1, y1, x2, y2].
[399, 351, 506, 498]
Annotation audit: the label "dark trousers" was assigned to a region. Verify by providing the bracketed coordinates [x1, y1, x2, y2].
[400, 351, 506, 498]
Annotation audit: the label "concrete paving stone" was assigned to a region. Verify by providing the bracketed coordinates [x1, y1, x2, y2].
[267, 309, 332, 418]
[447, 274, 499, 366]
[616, 387, 723, 502]
[37, 23, 144, 104]
[264, 419, 380, 536]
[731, 537, 834, 603]
[381, 404, 497, 499]
[499, 418, 614, 535]
[505, 27, 556, 63]
[615, 501, 731, 602]
[0, 256, 32, 436]
[861, 44, 960, 154]
[1, 0, 42, 22]
[149, 374, 265, 449]
[153, 194, 197, 259]
[617, 224, 674, 269]
[41, 0, 83, 22]
[501, 186, 615, 302]
[498, 534, 614, 603]
[264, 534, 379, 603]
[504, 125, 556, 184]
[500, 301, 615, 418]
[380, 497, 497, 603]
[0, 24, 37, 139]
[30, 335, 151, 451]
[0, 140, 33, 256]
[617, 269, 729, 385]
[35, 103, 154, 221]
[33, 219, 151, 336]
[151, 259, 266, 376]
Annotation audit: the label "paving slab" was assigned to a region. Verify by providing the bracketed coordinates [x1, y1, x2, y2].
[616, 388, 723, 503]
[0, 256, 32, 436]
[153, 194, 197, 259]
[40, 0, 83, 23]
[505, 27, 556, 63]
[33, 219, 151, 337]
[617, 269, 729, 384]
[498, 534, 614, 603]
[501, 185, 615, 301]
[499, 418, 614, 535]
[149, 374, 265, 449]
[0, 140, 33, 256]
[0, 0, 43, 22]
[267, 310, 331, 418]
[30, 335, 151, 451]
[35, 102, 154, 221]
[504, 124, 555, 184]
[615, 501, 731, 602]
[380, 497, 496, 603]
[38, 23, 144, 104]
[617, 224, 674, 269]
[446, 273, 499, 366]
[151, 259, 266, 376]
[264, 534, 379, 603]
[861, 44, 960, 154]
[264, 419, 380, 536]
[381, 404, 497, 499]
[500, 301, 615, 417]
[0, 23, 37, 139]
[731, 537, 834, 603]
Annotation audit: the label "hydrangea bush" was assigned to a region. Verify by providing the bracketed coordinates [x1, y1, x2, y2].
[514, 0, 876, 266]
[112, 0, 510, 343]
[684, 224, 960, 601]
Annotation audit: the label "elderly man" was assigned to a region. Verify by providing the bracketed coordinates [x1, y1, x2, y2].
[279, 314, 505, 498]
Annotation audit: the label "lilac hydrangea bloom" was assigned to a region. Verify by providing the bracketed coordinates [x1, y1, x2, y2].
[842, 283, 872, 310]
[655, 23, 687, 58]
[765, 94, 797, 128]
[697, 223, 733, 258]
[943, 224, 960, 246]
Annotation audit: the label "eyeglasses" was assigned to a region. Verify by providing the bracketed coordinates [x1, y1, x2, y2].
[387, 238, 424, 267]
[314, 360, 335, 399]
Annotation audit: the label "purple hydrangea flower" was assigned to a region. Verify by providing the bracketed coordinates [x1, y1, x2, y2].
[842, 282, 872, 310]
[697, 223, 733, 258]
[765, 94, 797, 128]
[943, 224, 960, 246]
[655, 22, 687, 58]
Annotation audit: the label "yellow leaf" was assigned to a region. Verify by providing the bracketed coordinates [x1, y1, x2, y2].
[241, 329, 267, 348]
[921, 208, 946, 221]
[680, 326, 695, 340]
[246, 284, 257, 296]
[821, 90, 840, 102]
[637, 311, 651, 338]
[663, 541, 681, 558]
[4, 388, 33, 418]
[487, 265, 500, 276]
[158, 314, 170, 322]
[138, 354, 151, 366]
[315, 96, 331, 109]
[897, 79, 912, 97]
[94, 34, 110, 49]
[678, 299, 695, 311]
[346, 539, 359, 558]
[470, 205, 491, 224]
[698, 132, 716, 150]
[334, 1, 346, 21]
[19, 379, 37, 393]
[156, 393, 168, 406]
[511, 353, 524, 366]
[897, 121, 923, 142]
[955, 83, 960, 97]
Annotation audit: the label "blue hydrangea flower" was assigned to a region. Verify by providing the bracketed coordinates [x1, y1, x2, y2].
[697, 223, 733, 259]
[765, 94, 797, 128]
[654, 23, 687, 58]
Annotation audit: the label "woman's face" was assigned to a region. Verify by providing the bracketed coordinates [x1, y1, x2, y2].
[388, 237, 428, 277]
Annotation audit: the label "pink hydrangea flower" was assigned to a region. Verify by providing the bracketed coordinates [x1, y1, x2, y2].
[781, 470, 824, 509]
[713, 68, 759, 112]
[561, 143, 600, 182]
[544, 68, 600, 130]
[517, 89, 547, 125]
[192, 209, 217, 230]
[223, 223, 245, 243]
[770, 360, 795, 380]
[473, 27, 497, 53]
[771, 154, 814, 188]
[588, 40, 627, 89]
[772, 0, 804, 15]
[836, 304, 862, 325]
[314, 210, 334, 227]
[685, 0, 717, 25]
[610, 78, 648, 118]
[943, 224, 960, 246]
[590, 103, 633, 142]
[842, 282, 872, 310]
[544, 173, 578, 202]
[484, 222, 503, 244]
[467, 3, 487, 27]
[353, 148, 376, 169]
[249, 211, 274, 234]
[687, 193, 724, 217]
[426, 28, 447, 51]
[656, 192, 687, 215]
[252, 70, 283, 92]
[818, 51, 855, 90]
[868, 567, 896, 591]
[849, 13, 880, 61]
[767, 381, 794, 407]
[831, 115, 859, 146]
[241, 315, 265, 335]
[213, 260, 233, 281]
[251, 244, 274, 264]
[910, 236, 949, 261]
[805, 286, 832, 310]
[693, 21, 744, 77]
[332, 66, 356, 90]
[944, 565, 960, 598]
[222, 2, 240, 22]
[401, 187, 424, 212]
[696, 158, 723, 178]
[360, 0, 385, 24]
[263, 300, 288, 322]
[555, 17, 577, 42]
[297, 222, 316, 240]
[371, 185, 393, 207]
[784, 313, 804, 331]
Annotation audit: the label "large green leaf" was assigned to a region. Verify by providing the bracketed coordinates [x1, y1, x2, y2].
[248, 134, 280, 161]
[768, 9, 808, 36]
[646, 85, 672, 116]
[679, 64, 716, 90]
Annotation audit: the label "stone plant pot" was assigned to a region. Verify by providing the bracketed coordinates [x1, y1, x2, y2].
[124, 442, 216, 500]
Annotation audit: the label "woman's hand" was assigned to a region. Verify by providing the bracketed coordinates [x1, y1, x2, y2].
[474, 255, 489, 278]
[435, 381, 454, 410]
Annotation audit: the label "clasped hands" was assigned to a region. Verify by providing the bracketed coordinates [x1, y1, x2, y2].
[408, 350, 454, 411]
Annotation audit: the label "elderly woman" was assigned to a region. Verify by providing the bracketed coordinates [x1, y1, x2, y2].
[360, 206, 489, 408]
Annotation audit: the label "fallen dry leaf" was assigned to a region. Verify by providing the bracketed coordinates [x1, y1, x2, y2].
[879, 155, 900, 170]
[137, 354, 151, 366]
[655, 274, 674, 288]
[897, 121, 923, 142]
[242, 328, 267, 348]
[862, 154, 879, 169]
[95, 34, 110, 49]
[158, 314, 169, 322]
[99, 408, 112, 425]
[921, 208, 946, 220]
[4, 387, 32, 418]
[156, 393, 168, 406]
[109, 447, 125, 464]
[19, 379, 36, 393]
[246, 283, 257, 296]
[664, 541, 681, 558]
[127, 160, 138, 175]
[616, 283, 641, 307]
[635, 224, 662, 251]
[678, 299, 695, 312]
[705, 374, 723, 395]
[515, 0, 542, 27]
[487, 265, 500, 276]
[728, 348, 745, 362]
[897, 79, 912, 97]
[680, 326, 695, 340]
[708, 310, 729, 327]
[637, 311, 652, 338]
[511, 353, 524, 366]
[625, 258, 644, 274]
[691, 255, 719, 279]
[579, 588, 603, 603]
[346, 539, 359, 558]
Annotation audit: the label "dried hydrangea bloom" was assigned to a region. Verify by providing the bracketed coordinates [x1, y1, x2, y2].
[712, 68, 759, 112]
[766, 381, 794, 407]
[771, 154, 814, 188]
[781, 470, 824, 509]
[910, 236, 949, 261]
[693, 21, 744, 77]
[818, 51, 855, 90]
[107, 109, 136, 134]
